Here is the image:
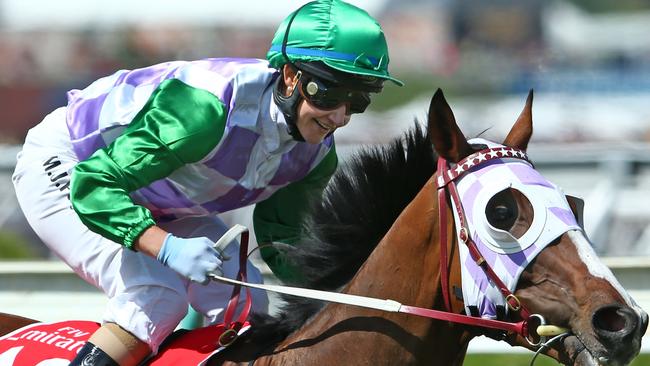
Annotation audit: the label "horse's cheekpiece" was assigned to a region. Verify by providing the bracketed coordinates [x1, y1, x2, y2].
[448, 138, 582, 320]
[0, 320, 250, 366]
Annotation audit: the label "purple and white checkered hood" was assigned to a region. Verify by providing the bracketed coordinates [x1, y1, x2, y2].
[453, 138, 582, 319]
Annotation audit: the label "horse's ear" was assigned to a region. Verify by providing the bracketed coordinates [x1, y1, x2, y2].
[503, 90, 534, 150]
[428, 89, 472, 162]
[566, 195, 585, 230]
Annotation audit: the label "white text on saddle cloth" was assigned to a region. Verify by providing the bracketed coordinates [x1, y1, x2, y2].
[453, 138, 581, 319]
[0, 320, 250, 366]
[0, 320, 98, 365]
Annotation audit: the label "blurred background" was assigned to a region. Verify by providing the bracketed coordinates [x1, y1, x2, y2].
[1, 0, 650, 362]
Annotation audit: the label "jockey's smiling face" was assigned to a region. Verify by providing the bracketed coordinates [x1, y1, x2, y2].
[296, 95, 350, 144]
[296, 98, 350, 144]
[282, 65, 351, 144]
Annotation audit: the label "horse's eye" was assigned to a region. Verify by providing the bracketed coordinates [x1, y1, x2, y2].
[486, 191, 518, 231]
[493, 205, 512, 221]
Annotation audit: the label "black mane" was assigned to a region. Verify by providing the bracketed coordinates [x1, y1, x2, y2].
[244, 123, 438, 346]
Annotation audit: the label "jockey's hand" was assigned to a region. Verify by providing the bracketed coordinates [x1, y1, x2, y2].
[157, 234, 223, 284]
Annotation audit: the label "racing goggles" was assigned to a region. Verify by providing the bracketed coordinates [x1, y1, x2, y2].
[297, 72, 372, 114]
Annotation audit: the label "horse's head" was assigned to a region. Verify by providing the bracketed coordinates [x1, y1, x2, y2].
[428, 89, 648, 366]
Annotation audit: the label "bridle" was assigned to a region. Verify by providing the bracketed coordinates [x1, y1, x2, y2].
[209, 147, 569, 351]
[436, 146, 537, 341]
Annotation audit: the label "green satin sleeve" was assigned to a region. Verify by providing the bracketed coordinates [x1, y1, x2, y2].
[253, 144, 338, 281]
[70, 79, 226, 249]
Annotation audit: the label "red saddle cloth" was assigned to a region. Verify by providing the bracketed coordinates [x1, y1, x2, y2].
[0, 320, 249, 366]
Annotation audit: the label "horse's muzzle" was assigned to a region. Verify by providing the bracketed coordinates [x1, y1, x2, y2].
[591, 304, 647, 364]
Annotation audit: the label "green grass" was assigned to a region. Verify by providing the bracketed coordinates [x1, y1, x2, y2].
[567, 0, 650, 13]
[0, 230, 36, 259]
[463, 353, 650, 366]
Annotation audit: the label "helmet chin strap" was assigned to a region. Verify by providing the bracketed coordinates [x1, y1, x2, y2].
[273, 73, 305, 142]
[273, 3, 309, 143]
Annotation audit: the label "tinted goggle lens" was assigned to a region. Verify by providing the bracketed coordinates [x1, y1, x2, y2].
[299, 77, 371, 114]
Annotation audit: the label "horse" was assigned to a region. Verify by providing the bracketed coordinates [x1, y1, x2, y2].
[1, 89, 647, 366]
[214, 89, 647, 366]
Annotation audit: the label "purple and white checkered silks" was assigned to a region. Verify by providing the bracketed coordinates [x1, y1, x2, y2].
[64, 59, 333, 220]
[453, 138, 582, 319]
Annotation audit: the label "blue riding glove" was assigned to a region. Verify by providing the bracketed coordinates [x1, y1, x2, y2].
[157, 233, 223, 285]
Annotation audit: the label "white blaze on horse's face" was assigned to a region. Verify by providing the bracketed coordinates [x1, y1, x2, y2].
[453, 138, 582, 319]
[567, 230, 647, 319]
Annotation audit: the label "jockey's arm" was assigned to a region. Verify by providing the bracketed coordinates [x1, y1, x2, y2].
[70, 80, 226, 251]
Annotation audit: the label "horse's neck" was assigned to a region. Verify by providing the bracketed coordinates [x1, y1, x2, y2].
[264, 180, 472, 365]
[0, 313, 38, 336]
[347, 182, 441, 303]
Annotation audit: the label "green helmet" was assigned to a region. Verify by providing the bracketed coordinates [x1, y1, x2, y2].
[267, 0, 404, 87]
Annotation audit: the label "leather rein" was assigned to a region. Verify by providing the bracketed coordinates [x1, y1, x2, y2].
[211, 147, 560, 348]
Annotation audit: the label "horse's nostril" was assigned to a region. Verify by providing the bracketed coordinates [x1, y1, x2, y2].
[593, 306, 628, 332]
[593, 305, 638, 339]
[591, 305, 644, 363]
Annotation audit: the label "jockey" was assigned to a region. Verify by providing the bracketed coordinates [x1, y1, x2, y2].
[12, 0, 402, 365]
